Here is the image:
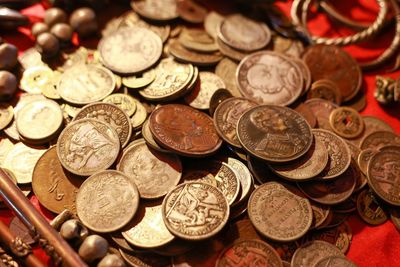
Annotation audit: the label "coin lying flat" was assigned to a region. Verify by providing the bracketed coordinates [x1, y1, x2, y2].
[169, 39, 223, 66]
[308, 79, 342, 105]
[356, 189, 388, 225]
[102, 93, 137, 117]
[204, 11, 224, 39]
[76, 170, 139, 233]
[141, 119, 171, 153]
[131, 0, 179, 21]
[179, 28, 218, 52]
[162, 182, 229, 241]
[98, 27, 163, 74]
[360, 131, 400, 150]
[209, 89, 233, 117]
[293, 103, 317, 128]
[122, 68, 156, 89]
[20, 66, 54, 94]
[329, 107, 364, 139]
[291, 240, 343, 267]
[314, 256, 357, 267]
[57, 118, 120, 176]
[215, 57, 241, 97]
[304, 98, 338, 131]
[349, 116, 394, 146]
[237, 105, 313, 163]
[0, 104, 13, 130]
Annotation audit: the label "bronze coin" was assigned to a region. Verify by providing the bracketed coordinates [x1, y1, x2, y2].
[141, 119, 172, 154]
[213, 97, 258, 148]
[169, 39, 222, 66]
[360, 130, 400, 151]
[314, 255, 357, 267]
[307, 222, 353, 254]
[304, 98, 338, 131]
[329, 107, 364, 139]
[119, 248, 171, 267]
[356, 189, 388, 225]
[343, 90, 366, 112]
[293, 102, 317, 128]
[349, 116, 394, 147]
[310, 202, 331, 229]
[302, 44, 362, 102]
[177, 0, 207, 23]
[208, 88, 233, 117]
[307, 79, 342, 105]
[291, 240, 343, 267]
[358, 148, 376, 176]
[149, 104, 222, 157]
[237, 105, 313, 163]
[9, 217, 35, 245]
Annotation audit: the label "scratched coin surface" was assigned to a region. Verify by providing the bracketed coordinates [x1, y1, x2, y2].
[213, 97, 258, 148]
[56, 118, 120, 176]
[0, 104, 13, 130]
[248, 182, 313, 242]
[236, 51, 303, 106]
[360, 131, 400, 150]
[32, 147, 83, 214]
[291, 240, 343, 267]
[237, 105, 313, 163]
[76, 170, 139, 233]
[329, 107, 364, 139]
[98, 27, 163, 74]
[149, 104, 222, 157]
[117, 139, 182, 199]
[162, 182, 229, 241]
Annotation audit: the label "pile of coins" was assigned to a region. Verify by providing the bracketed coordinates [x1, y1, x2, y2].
[0, 1, 399, 266]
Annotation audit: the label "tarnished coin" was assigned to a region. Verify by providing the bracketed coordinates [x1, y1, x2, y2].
[308, 79, 342, 105]
[102, 93, 137, 117]
[237, 105, 313, 163]
[177, 0, 207, 23]
[20, 66, 54, 94]
[216, 36, 250, 62]
[358, 148, 376, 175]
[291, 240, 343, 267]
[204, 11, 224, 39]
[149, 104, 222, 157]
[272, 35, 304, 58]
[226, 157, 254, 204]
[389, 208, 400, 231]
[314, 256, 357, 267]
[310, 202, 331, 229]
[9, 217, 35, 245]
[360, 131, 400, 150]
[215, 57, 241, 97]
[76, 170, 139, 233]
[58, 64, 115, 105]
[141, 119, 171, 153]
[162, 182, 229, 241]
[216, 239, 283, 267]
[304, 98, 338, 130]
[0, 138, 14, 166]
[117, 139, 182, 199]
[98, 27, 162, 74]
[248, 182, 313, 242]
[120, 248, 171, 267]
[32, 147, 83, 214]
[57, 118, 120, 176]
[131, 0, 179, 21]
[329, 107, 364, 139]
[313, 129, 352, 180]
[209, 89, 233, 117]
[236, 51, 303, 106]
[292, 58, 312, 95]
[179, 28, 218, 52]
[356, 189, 388, 225]
[293, 103, 317, 128]
[218, 14, 271, 51]
[122, 201, 174, 248]
[213, 97, 257, 148]
[169, 39, 223, 66]
[74, 102, 132, 148]
[122, 69, 156, 89]
[350, 116, 394, 147]
[130, 100, 147, 129]
[0, 104, 13, 130]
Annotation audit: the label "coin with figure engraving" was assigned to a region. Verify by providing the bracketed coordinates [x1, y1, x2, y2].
[57, 118, 120, 176]
[291, 240, 343, 267]
[329, 107, 364, 139]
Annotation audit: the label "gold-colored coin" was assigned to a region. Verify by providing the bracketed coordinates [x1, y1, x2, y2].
[41, 71, 61, 100]
[0, 104, 14, 130]
[20, 66, 54, 94]
[62, 103, 81, 118]
[130, 100, 147, 129]
[103, 93, 137, 117]
[179, 28, 218, 52]
[0, 138, 14, 167]
[122, 69, 156, 89]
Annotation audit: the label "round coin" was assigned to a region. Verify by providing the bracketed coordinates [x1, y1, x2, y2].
[179, 28, 218, 52]
[20, 66, 54, 94]
[329, 107, 364, 139]
[122, 69, 156, 89]
[141, 119, 171, 153]
[356, 189, 388, 225]
[304, 98, 338, 131]
[226, 157, 254, 204]
[314, 255, 357, 267]
[0, 104, 13, 130]
[291, 240, 343, 267]
[76, 170, 139, 233]
[130, 100, 147, 129]
[169, 39, 223, 66]
[177, 0, 207, 23]
[102, 93, 137, 117]
[215, 57, 241, 97]
[308, 79, 342, 105]
[209, 88, 233, 117]
[349, 116, 394, 147]
[204, 11, 224, 39]
[131, 0, 178, 21]
[360, 131, 400, 150]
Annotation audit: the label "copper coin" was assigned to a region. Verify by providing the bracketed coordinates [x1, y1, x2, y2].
[215, 57, 241, 97]
[237, 105, 313, 163]
[213, 97, 258, 148]
[76, 170, 139, 233]
[333, 194, 357, 213]
[209, 88, 233, 117]
[293, 103, 317, 128]
[162, 182, 229, 241]
[356, 189, 388, 225]
[216, 239, 283, 267]
[9, 217, 35, 245]
[329, 107, 364, 139]
[302, 44, 362, 102]
[360, 131, 400, 150]
[368, 150, 400, 206]
[236, 51, 303, 106]
[304, 98, 338, 131]
[307, 79, 342, 105]
[141, 119, 172, 154]
[291, 240, 343, 267]
[216, 36, 250, 62]
[169, 39, 223, 66]
[117, 139, 182, 199]
[177, 0, 207, 23]
[248, 182, 313, 242]
[313, 129, 351, 180]
[314, 255, 357, 267]
[149, 104, 222, 157]
[349, 116, 394, 147]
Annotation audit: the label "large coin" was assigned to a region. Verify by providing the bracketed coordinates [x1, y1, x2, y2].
[76, 170, 139, 233]
[304, 98, 338, 130]
[117, 139, 182, 199]
[98, 27, 162, 74]
[291, 240, 343, 267]
[236, 51, 303, 106]
[360, 131, 400, 150]
[58, 64, 115, 105]
[149, 104, 222, 157]
[57, 118, 120, 176]
[162, 182, 229, 241]
[237, 105, 313, 163]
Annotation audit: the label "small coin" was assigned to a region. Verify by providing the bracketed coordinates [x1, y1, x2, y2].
[237, 105, 313, 163]
[57, 118, 120, 176]
[272, 35, 304, 58]
[9, 217, 35, 245]
[120, 248, 171, 267]
[169, 39, 223, 66]
[308, 79, 342, 105]
[216, 36, 250, 62]
[304, 98, 338, 130]
[117, 139, 182, 199]
[20, 66, 54, 94]
[177, 0, 207, 24]
[130, 100, 147, 129]
[179, 28, 218, 52]
[41, 71, 61, 100]
[293, 102, 317, 128]
[314, 255, 357, 267]
[204, 11, 224, 39]
[360, 131, 400, 150]
[209, 88, 233, 117]
[329, 107, 364, 139]
[122, 69, 156, 89]
[216, 239, 283, 267]
[310, 222, 353, 254]
[225, 157, 254, 204]
[357, 189, 388, 225]
[76, 170, 139, 233]
[3, 119, 20, 141]
[141, 119, 172, 153]
[292, 58, 312, 95]
[162, 182, 229, 241]
[291, 240, 343, 267]
[215, 57, 241, 97]
[102, 93, 137, 117]
[131, 0, 179, 21]
[248, 182, 312, 242]
[0, 104, 13, 130]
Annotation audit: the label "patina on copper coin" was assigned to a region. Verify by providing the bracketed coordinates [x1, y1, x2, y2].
[314, 256, 357, 267]
[293, 102, 317, 128]
[358, 148, 376, 175]
[356, 189, 388, 225]
[76, 170, 139, 233]
[248, 182, 313, 242]
[57, 118, 120, 176]
[329, 107, 364, 139]
[213, 97, 258, 148]
[304, 98, 338, 131]
[237, 105, 313, 163]
[236, 51, 303, 106]
[149, 104, 222, 157]
[360, 131, 400, 150]
[162, 182, 229, 241]
[291, 240, 343, 267]
[216, 239, 283, 267]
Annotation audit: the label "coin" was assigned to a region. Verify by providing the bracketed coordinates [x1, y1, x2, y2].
[236, 51, 303, 106]
[349, 116, 394, 146]
[131, 0, 179, 21]
[179, 28, 218, 52]
[177, 0, 207, 23]
[389, 208, 400, 231]
[117, 139, 182, 199]
[41, 71, 61, 100]
[292, 58, 312, 95]
[9, 217, 35, 245]
[58, 64, 115, 105]
[57, 118, 120, 176]
[0, 138, 14, 166]
[102, 93, 137, 117]
[122, 69, 156, 89]
[308, 79, 342, 105]
[248, 182, 312, 241]
[291, 240, 343, 267]
[0, 104, 13, 130]
[216, 37, 250, 62]
[162, 182, 229, 240]
[293, 103, 317, 128]
[3, 119, 19, 141]
[360, 131, 400, 150]
[272, 35, 304, 58]
[120, 248, 171, 267]
[20, 66, 54, 94]
[216, 239, 283, 267]
[32, 147, 83, 214]
[310, 202, 331, 229]
[329, 107, 364, 139]
[204, 11, 224, 39]
[314, 255, 357, 267]
[141, 119, 171, 153]
[130, 100, 147, 129]
[73, 102, 132, 148]
[98, 27, 163, 74]
[225, 157, 254, 204]
[149, 104, 222, 157]
[218, 14, 271, 52]
[237, 105, 313, 163]
[215, 58, 241, 97]
[76, 170, 139, 233]
[356, 189, 388, 225]
[209, 89, 233, 117]
[169, 39, 223, 66]
[310, 222, 353, 253]
[304, 98, 338, 130]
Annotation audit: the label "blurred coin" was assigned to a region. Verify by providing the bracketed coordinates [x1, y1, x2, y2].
[209, 88, 233, 117]
[130, 100, 147, 129]
[169, 39, 222, 66]
[304, 98, 338, 131]
[350, 116, 394, 147]
[314, 255, 356, 267]
[0, 103, 13, 130]
[123, 69, 156, 90]
[20, 66, 53, 94]
[291, 240, 343, 267]
[18, 48, 45, 69]
[307, 79, 342, 105]
[215, 57, 241, 97]
[356, 189, 388, 225]
[103, 93, 137, 117]
[272, 35, 304, 58]
[292, 58, 311, 95]
[120, 248, 171, 267]
[9, 217, 35, 245]
[308, 222, 353, 254]
[360, 131, 400, 150]
[131, 0, 179, 21]
[310, 202, 331, 229]
[179, 28, 218, 52]
[204, 11, 224, 39]
[0, 138, 14, 166]
[141, 119, 172, 153]
[216, 37, 250, 62]
[177, 0, 207, 24]
[293, 102, 317, 128]
[329, 107, 364, 139]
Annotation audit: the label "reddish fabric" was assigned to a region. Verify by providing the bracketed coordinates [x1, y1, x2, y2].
[1, 1, 399, 266]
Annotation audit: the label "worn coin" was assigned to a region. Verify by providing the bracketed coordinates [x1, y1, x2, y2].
[117, 139, 182, 199]
[9, 217, 35, 245]
[360, 131, 400, 150]
[304, 98, 338, 130]
[179, 28, 218, 53]
[350, 116, 394, 147]
[248, 182, 313, 241]
[177, 0, 207, 23]
[120, 248, 171, 267]
[130, 99, 147, 129]
[358, 148, 376, 176]
[204, 11, 224, 39]
[307, 222, 353, 254]
[308, 79, 342, 105]
[122, 69, 156, 89]
[76, 170, 139, 233]
[20, 66, 54, 94]
[237, 105, 313, 163]
[169, 39, 223, 66]
[292, 58, 312, 95]
[0, 138, 14, 167]
[291, 240, 343, 267]
[162, 182, 229, 241]
[329, 107, 364, 139]
[209, 89, 233, 117]
[310, 202, 331, 229]
[356, 189, 388, 225]
[225, 157, 253, 204]
[18, 48, 45, 69]
[314, 255, 357, 267]
[57, 118, 120, 176]
[131, 0, 179, 21]
[141, 119, 172, 153]
[0, 104, 13, 130]
[293, 103, 317, 128]
[216, 36, 250, 62]
[272, 35, 304, 58]
[102, 93, 137, 117]
[215, 57, 241, 97]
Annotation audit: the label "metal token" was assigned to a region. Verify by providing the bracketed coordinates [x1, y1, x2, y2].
[102, 93, 137, 117]
[216, 36, 250, 62]
[208, 88, 233, 117]
[308, 79, 342, 105]
[215, 57, 241, 97]
[291, 240, 343, 267]
[179, 28, 218, 52]
[304, 98, 338, 131]
[314, 256, 357, 267]
[226, 157, 254, 204]
[122, 69, 156, 89]
[130, 100, 147, 129]
[0, 104, 13, 130]
[293, 103, 317, 128]
[131, 0, 179, 21]
[141, 119, 172, 154]
[349, 116, 394, 147]
[329, 107, 364, 139]
[360, 131, 400, 150]
[204, 11, 224, 39]
[356, 189, 388, 225]
[20, 66, 54, 94]
[177, 0, 207, 24]
[169, 39, 223, 66]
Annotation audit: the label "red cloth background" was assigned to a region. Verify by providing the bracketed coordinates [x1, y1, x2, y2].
[0, 1, 399, 266]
